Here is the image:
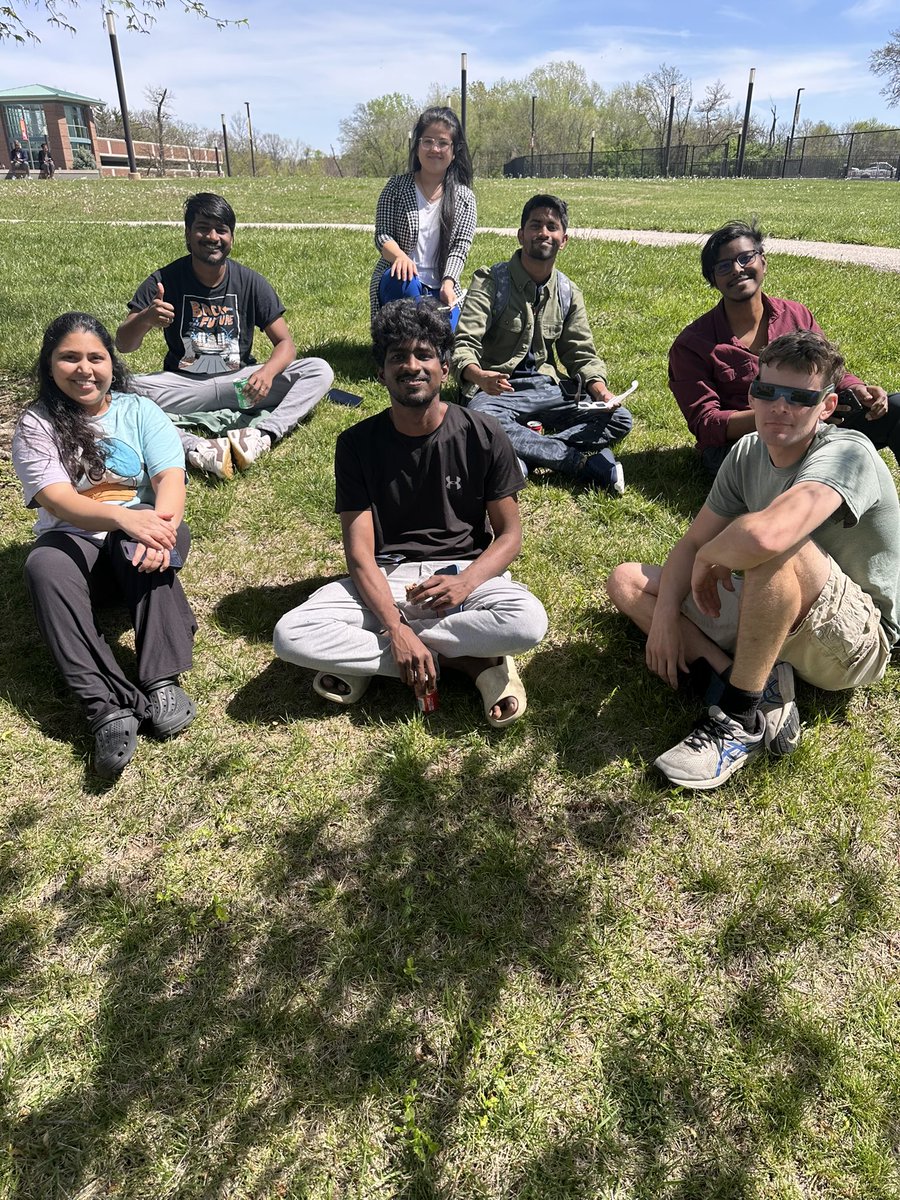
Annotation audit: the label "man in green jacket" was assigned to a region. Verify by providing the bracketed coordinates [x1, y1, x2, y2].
[453, 193, 632, 494]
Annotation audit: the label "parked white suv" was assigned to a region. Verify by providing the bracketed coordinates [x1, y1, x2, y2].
[847, 161, 896, 179]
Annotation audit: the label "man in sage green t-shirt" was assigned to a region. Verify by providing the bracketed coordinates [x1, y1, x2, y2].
[606, 330, 900, 791]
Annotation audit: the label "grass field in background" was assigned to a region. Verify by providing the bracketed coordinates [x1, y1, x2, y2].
[1, 180, 899, 1199]
[1, 173, 899, 247]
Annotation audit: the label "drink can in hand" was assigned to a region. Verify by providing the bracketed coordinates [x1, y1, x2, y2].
[417, 687, 440, 714]
[234, 378, 251, 410]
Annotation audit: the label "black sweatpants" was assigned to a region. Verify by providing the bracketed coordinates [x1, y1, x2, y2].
[23, 521, 197, 728]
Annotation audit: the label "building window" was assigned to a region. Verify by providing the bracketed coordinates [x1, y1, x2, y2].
[64, 104, 91, 147]
[3, 105, 47, 167]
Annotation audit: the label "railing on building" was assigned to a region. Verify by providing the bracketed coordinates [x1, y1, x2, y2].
[94, 136, 221, 177]
[480, 128, 900, 181]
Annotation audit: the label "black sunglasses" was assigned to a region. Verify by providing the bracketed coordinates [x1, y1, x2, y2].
[749, 377, 831, 408]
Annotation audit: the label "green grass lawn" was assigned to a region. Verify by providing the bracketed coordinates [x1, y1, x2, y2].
[1, 182, 899, 1199]
[2, 173, 900, 246]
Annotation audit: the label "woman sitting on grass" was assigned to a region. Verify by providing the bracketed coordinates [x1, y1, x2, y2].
[12, 312, 197, 779]
[370, 106, 476, 330]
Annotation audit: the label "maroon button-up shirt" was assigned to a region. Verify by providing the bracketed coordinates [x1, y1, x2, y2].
[668, 294, 863, 451]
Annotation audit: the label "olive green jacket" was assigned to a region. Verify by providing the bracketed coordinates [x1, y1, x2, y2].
[452, 250, 608, 398]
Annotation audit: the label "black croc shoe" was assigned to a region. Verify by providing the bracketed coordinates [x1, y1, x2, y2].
[92, 709, 140, 778]
[146, 679, 196, 739]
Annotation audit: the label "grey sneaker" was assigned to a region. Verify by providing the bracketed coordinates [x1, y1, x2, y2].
[760, 661, 801, 757]
[654, 705, 765, 790]
[228, 427, 272, 471]
[187, 437, 234, 480]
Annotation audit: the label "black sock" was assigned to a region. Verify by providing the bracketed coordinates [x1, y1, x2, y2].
[719, 681, 762, 732]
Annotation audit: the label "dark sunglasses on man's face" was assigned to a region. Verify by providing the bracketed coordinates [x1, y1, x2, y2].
[713, 249, 761, 276]
[749, 377, 831, 408]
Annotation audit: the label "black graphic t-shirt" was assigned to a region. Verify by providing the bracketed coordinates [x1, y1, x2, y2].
[128, 256, 285, 378]
[335, 404, 524, 561]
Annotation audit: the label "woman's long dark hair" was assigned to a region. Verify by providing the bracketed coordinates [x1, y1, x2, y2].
[29, 312, 132, 483]
[408, 106, 473, 286]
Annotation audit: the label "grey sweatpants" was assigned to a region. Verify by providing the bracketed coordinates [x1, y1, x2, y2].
[134, 357, 334, 452]
[273, 561, 548, 680]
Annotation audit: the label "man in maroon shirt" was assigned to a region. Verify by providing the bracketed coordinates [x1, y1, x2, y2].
[668, 220, 900, 476]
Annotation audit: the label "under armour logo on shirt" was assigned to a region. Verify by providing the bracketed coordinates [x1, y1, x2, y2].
[446, 475, 462, 490]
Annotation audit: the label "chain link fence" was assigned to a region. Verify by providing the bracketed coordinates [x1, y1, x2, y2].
[482, 129, 900, 181]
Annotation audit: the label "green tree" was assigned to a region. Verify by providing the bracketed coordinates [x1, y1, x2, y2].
[338, 93, 417, 177]
[635, 63, 693, 145]
[870, 28, 900, 107]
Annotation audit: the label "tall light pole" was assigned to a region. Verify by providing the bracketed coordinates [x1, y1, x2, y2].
[663, 83, 676, 175]
[460, 52, 467, 135]
[104, 11, 137, 175]
[736, 67, 756, 177]
[245, 100, 256, 176]
[530, 94, 536, 175]
[221, 113, 231, 177]
[780, 86, 804, 179]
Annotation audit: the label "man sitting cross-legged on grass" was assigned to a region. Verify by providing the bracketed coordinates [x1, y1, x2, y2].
[453, 193, 632, 495]
[607, 330, 900, 791]
[273, 299, 548, 726]
[116, 192, 333, 480]
[669, 219, 900, 478]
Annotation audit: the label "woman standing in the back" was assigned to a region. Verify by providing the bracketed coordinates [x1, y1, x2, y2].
[370, 106, 476, 330]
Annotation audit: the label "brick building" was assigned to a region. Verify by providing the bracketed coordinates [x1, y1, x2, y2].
[0, 83, 101, 170]
[0, 83, 219, 176]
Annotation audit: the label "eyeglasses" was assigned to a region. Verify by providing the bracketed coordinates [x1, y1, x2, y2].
[419, 137, 453, 152]
[749, 377, 831, 408]
[713, 249, 762, 276]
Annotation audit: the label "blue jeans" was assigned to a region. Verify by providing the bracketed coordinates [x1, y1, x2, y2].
[468, 375, 633, 473]
[378, 272, 460, 331]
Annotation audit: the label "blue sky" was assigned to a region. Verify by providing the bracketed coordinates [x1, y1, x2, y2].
[0, 0, 897, 150]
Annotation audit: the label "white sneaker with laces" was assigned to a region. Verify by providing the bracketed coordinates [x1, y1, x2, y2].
[228, 427, 272, 471]
[187, 437, 233, 480]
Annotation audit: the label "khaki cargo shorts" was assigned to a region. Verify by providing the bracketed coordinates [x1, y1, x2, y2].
[682, 558, 891, 691]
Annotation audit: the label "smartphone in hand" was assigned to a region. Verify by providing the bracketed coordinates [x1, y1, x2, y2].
[121, 540, 183, 570]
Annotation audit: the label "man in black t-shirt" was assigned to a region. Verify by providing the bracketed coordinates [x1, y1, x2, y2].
[116, 192, 333, 479]
[274, 300, 547, 726]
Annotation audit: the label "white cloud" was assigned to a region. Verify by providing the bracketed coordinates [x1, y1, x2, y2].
[842, 0, 895, 17]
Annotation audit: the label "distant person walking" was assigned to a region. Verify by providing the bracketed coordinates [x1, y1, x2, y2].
[370, 106, 476, 331]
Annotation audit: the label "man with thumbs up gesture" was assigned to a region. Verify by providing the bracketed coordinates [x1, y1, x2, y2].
[116, 192, 333, 479]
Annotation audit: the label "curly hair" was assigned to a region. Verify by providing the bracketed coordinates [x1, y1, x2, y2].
[371, 299, 454, 368]
[408, 107, 473, 288]
[26, 312, 133, 484]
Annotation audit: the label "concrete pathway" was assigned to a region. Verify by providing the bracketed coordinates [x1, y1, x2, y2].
[4, 218, 900, 271]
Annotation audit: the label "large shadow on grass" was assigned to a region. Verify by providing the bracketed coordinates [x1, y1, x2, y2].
[5, 713, 894, 1198]
[2, 724, 602, 1196]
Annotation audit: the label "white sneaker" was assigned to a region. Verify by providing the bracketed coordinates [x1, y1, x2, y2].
[228, 427, 271, 471]
[187, 437, 233, 480]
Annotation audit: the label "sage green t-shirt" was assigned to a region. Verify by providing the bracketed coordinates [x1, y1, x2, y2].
[706, 426, 900, 644]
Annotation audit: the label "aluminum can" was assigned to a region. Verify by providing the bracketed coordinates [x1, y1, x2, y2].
[234, 378, 251, 410]
[417, 688, 440, 714]
[526, 420, 543, 435]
